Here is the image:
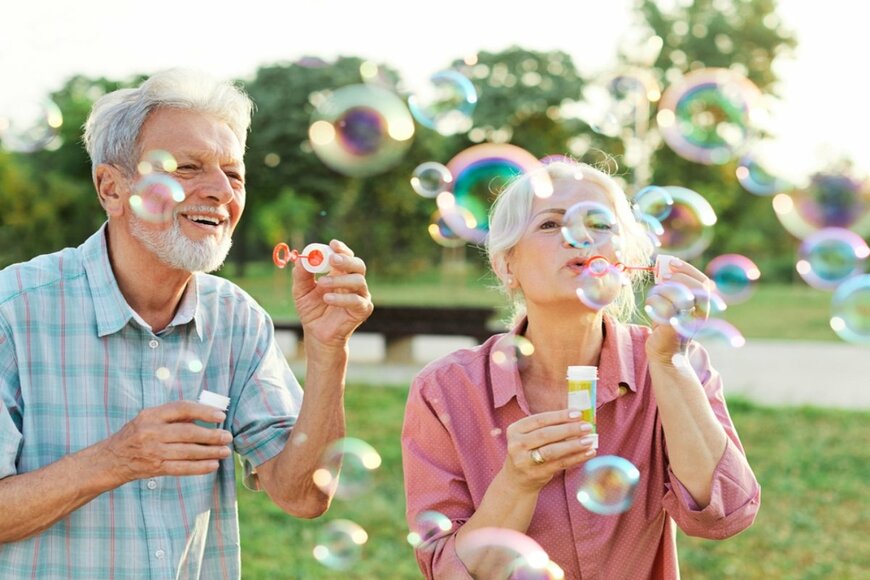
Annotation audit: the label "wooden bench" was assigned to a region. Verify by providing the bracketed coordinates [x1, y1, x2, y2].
[273, 305, 502, 363]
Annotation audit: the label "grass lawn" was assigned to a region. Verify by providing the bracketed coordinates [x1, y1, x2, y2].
[238, 385, 870, 579]
[226, 261, 842, 342]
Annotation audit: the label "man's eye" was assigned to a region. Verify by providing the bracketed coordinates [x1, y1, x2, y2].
[540, 220, 560, 230]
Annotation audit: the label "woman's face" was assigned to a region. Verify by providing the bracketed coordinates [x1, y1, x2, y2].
[506, 176, 622, 310]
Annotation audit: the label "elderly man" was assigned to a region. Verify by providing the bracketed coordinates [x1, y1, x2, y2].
[0, 68, 373, 578]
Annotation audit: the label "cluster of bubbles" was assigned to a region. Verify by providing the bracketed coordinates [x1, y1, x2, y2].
[307, 437, 382, 569]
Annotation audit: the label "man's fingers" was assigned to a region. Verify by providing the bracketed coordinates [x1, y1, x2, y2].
[159, 460, 223, 477]
[147, 401, 227, 424]
[160, 442, 232, 461]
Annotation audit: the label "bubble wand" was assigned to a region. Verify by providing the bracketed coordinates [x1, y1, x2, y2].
[272, 242, 334, 274]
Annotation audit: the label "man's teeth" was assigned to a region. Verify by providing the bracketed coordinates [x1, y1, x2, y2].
[188, 215, 221, 225]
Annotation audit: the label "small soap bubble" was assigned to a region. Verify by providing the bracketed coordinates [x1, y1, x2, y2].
[689, 318, 746, 348]
[830, 274, 870, 344]
[633, 185, 674, 221]
[705, 254, 761, 304]
[655, 186, 717, 259]
[796, 227, 869, 290]
[129, 173, 185, 223]
[312, 519, 368, 570]
[576, 455, 640, 515]
[137, 149, 177, 175]
[406, 510, 453, 550]
[575, 258, 628, 310]
[644, 280, 696, 325]
[736, 155, 790, 196]
[508, 558, 566, 580]
[313, 437, 381, 500]
[561, 202, 618, 250]
[427, 209, 468, 248]
[411, 162, 453, 198]
[155, 367, 172, 381]
[407, 70, 477, 136]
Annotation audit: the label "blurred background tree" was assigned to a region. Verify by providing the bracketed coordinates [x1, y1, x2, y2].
[2, 0, 840, 286]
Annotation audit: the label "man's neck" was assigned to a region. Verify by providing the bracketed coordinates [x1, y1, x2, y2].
[105, 222, 191, 333]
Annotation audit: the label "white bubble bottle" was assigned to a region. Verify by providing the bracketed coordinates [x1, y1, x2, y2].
[195, 390, 230, 428]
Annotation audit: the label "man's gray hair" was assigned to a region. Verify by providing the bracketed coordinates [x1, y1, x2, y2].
[83, 68, 253, 180]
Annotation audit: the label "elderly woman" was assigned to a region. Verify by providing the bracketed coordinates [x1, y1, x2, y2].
[402, 160, 760, 579]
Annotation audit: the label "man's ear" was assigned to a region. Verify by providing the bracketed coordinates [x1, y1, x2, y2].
[94, 164, 128, 217]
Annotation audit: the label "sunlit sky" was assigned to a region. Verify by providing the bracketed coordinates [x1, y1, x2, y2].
[2, 0, 866, 183]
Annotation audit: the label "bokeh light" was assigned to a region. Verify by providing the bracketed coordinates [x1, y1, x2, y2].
[0, 98, 63, 153]
[491, 335, 535, 371]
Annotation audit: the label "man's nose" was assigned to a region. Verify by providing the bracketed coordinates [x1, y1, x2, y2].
[192, 168, 234, 203]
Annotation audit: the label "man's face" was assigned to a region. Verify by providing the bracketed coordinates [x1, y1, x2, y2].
[124, 108, 246, 272]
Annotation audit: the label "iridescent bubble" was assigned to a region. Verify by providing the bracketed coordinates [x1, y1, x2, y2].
[0, 98, 63, 153]
[576, 455, 640, 515]
[129, 173, 185, 223]
[736, 155, 790, 196]
[575, 257, 628, 310]
[407, 70, 478, 136]
[670, 287, 729, 342]
[438, 144, 551, 244]
[657, 68, 762, 165]
[686, 318, 746, 348]
[633, 185, 673, 221]
[411, 162, 453, 198]
[312, 519, 368, 570]
[427, 209, 468, 248]
[773, 174, 870, 239]
[796, 228, 869, 290]
[406, 510, 453, 550]
[644, 280, 696, 325]
[705, 254, 761, 304]
[308, 84, 415, 177]
[656, 186, 717, 259]
[460, 528, 554, 579]
[491, 335, 535, 371]
[312, 437, 382, 500]
[830, 274, 870, 344]
[561, 202, 618, 250]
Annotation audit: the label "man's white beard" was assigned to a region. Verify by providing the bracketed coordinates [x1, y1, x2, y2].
[129, 208, 233, 273]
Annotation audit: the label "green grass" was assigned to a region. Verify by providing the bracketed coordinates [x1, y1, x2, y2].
[225, 261, 840, 342]
[238, 386, 870, 579]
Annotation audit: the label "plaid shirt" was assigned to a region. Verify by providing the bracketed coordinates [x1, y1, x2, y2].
[0, 224, 302, 579]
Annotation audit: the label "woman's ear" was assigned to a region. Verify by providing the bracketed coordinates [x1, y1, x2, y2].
[94, 164, 128, 217]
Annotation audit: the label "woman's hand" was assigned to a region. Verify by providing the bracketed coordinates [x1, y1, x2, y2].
[503, 409, 597, 492]
[644, 257, 716, 365]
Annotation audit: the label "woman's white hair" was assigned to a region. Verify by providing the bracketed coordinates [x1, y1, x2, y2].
[486, 160, 654, 324]
[83, 68, 253, 179]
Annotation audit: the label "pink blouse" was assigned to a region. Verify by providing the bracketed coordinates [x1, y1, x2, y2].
[402, 316, 760, 579]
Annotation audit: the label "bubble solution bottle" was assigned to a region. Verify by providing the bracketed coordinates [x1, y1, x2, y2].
[567, 366, 598, 449]
[195, 390, 230, 428]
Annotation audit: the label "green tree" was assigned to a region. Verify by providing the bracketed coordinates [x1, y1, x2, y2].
[624, 0, 798, 278]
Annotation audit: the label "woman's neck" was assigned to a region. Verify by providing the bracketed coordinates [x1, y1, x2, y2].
[520, 306, 605, 387]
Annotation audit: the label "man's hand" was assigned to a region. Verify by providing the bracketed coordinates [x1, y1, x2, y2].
[100, 401, 233, 485]
[292, 239, 374, 349]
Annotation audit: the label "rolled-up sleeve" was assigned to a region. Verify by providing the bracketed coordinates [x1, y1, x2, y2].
[229, 311, 302, 469]
[662, 343, 761, 538]
[0, 319, 22, 480]
[402, 375, 474, 579]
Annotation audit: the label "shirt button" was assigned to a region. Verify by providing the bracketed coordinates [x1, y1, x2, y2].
[146, 479, 158, 490]
[149, 339, 159, 349]
[155, 549, 165, 560]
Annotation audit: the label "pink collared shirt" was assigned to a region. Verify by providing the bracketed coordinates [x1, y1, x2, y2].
[402, 316, 760, 579]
